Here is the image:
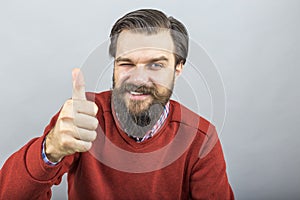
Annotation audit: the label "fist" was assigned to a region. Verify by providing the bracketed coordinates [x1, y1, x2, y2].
[45, 68, 98, 162]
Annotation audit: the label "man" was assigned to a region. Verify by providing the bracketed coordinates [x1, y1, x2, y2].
[0, 9, 234, 199]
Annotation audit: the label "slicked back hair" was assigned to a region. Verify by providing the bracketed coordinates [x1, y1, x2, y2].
[109, 9, 189, 65]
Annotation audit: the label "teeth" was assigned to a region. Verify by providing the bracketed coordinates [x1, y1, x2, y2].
[130, 91, 143, 95]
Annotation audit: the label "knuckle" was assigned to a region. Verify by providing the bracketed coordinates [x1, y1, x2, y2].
[75, 128, 84, 140]
[59, 124, 74, 134]
[91, 118, 99, 130]
[60, 127, 70, 134]
[60, 113, 73, 120]
[88, 131, 97, 141]
[73, 100, 82, 111]
[91, 131, 97, 141]
[60, 136, 70, 147]
[82, 142, 92, 152]
[73, 114, 83, 127]
[86, 101, 98, 115]
[65, 99, 73, 107]
[60, 103, 75, 119]
[93, 103, 99, 115]
[60, 137, 76, 151]
[72, 114, 79, 125]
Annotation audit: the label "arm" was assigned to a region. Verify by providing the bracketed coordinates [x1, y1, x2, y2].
[190, 129, 234, 199]
[0, 115, 76, 199]
[0, 69, 98, 199]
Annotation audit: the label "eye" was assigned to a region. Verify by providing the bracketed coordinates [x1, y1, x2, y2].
[147, 63, 164, 70]
[118, 63, 135, 67]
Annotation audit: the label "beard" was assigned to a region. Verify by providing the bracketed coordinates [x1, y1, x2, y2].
[112, 78, 174, 139]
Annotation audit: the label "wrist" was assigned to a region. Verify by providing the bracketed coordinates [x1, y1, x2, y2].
[41, 139, 60, 166]
[44, 131, 63, 163]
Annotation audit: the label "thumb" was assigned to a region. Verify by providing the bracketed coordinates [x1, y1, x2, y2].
[72, 68, 86, 100]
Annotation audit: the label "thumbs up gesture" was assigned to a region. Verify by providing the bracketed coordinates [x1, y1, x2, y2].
[45, 69, 99, 162]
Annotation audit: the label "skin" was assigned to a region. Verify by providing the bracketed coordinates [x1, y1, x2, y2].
[113, 30, 184, 114]
[45, 30, 184, 162]
[45, 69, 98, 162]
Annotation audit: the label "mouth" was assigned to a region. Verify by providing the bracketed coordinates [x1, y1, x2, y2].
[128, 91, 151, 100]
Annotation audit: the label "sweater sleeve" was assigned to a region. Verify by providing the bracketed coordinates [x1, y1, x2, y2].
[0, 112, 77, 200]
[189, 128, 235, 200]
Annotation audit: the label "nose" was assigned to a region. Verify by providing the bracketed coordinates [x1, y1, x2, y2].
[129, 65, 150, 85]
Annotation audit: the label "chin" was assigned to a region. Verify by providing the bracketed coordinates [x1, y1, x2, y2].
[128, 101, 152, 116]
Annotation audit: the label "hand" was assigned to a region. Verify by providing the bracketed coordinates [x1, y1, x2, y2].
[45, 68, 99, 162]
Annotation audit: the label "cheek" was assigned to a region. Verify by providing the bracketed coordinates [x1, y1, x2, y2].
[151, 72, 174, 90]
[114, 68, 129, 87]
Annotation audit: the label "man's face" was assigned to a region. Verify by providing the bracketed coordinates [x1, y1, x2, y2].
[112, 30, 183, 137]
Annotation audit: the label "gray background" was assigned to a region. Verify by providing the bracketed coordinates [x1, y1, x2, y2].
[0, 0, 299, 199]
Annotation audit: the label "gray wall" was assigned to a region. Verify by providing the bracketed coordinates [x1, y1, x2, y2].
[1, 0, 299, 199]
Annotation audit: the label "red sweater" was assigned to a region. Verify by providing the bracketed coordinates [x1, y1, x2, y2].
[0, 91, 234, 199]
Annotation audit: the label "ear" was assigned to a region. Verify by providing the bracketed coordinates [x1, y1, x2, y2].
[175, 61, 184, 79]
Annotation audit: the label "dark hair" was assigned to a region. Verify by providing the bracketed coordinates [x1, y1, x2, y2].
[109, 9, 189, 65]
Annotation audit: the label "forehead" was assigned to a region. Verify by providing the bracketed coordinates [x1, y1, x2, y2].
[115, 30, 174, 58]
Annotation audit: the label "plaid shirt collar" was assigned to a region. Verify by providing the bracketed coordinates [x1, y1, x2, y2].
[131, 101, 170, 142]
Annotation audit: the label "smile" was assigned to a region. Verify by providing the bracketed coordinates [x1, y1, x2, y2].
[130, 91, 144, 95]
[128, 91, 151, 100]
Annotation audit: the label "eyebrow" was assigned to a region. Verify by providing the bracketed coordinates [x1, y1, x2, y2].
[115, 56, 169, 63]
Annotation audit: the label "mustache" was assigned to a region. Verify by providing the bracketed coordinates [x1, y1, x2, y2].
[123, 83, 156, 95]
[118, 83, 171, 103]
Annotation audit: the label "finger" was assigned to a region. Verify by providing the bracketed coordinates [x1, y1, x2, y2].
[74, 113, 99, 131]
[59, 100, 75, 120]
[62, 136, 92, 153]
[73, 139, 93, 152]
[73, 128, 97, 142]
[72, 68, 86, 100]
[73, 100, 98, 116]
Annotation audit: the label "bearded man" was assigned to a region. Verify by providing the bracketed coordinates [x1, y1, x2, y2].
[0, 9, 234, 199]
